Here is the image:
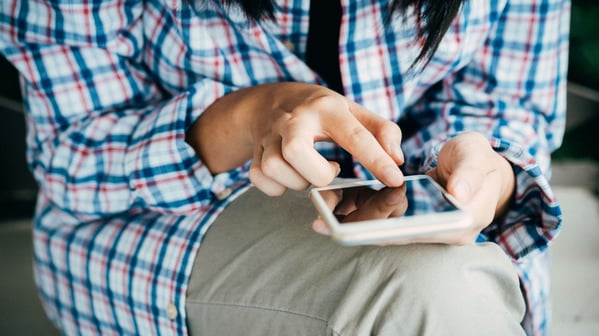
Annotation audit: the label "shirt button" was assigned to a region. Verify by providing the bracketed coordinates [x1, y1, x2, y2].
[216, 188, 232, 200]
[166, 303, 178, 320]
[283, 41, 295, 52]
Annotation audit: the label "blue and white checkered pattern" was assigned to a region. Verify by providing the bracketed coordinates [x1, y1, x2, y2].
[0, 0, 569, 334]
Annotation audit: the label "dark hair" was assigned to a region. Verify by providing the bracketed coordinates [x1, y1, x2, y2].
[391, 1, 465, 65]
[196, 0, 465, 66]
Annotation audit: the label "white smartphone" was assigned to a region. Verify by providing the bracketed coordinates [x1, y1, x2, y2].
[309, 175, 473, 245]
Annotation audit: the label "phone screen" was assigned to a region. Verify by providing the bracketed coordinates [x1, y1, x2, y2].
[315, 177, 459, 224]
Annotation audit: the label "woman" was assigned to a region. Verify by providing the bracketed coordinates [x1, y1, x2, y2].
[0, 0, 569, 334]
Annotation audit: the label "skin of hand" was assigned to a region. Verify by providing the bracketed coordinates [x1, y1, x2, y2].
[425, 131, 515, 245]
[185, 82, 405, 196]
[312, 131, 516, 246]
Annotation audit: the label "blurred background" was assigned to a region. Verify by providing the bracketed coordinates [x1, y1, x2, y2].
[1, 1, 598, 335]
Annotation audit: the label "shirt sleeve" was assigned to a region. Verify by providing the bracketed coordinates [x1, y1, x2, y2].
[401, 0, 570, 260]
[0, 0, 246, 220]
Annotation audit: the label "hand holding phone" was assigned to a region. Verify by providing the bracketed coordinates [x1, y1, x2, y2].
[310, 175, 473, 246]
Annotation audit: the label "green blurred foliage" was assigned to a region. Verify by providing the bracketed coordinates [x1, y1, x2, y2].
[552, 114, 599, 161]
[569, 0, 599, 90]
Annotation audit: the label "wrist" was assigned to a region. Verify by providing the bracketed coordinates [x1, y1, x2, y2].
[186, 88, 256, 174]
[494, 154, 516, 218]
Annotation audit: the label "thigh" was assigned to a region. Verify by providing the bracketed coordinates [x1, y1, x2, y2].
[185, 187, 525, 336]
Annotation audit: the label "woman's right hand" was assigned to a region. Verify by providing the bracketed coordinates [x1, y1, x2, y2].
[186, 82, 405, 196]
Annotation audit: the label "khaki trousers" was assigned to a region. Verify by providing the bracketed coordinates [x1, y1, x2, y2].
[186, 187, 526, 335]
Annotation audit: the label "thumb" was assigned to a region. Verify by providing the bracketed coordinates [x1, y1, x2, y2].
[446, 165, 487, 204]
[437, 132, 491, 204]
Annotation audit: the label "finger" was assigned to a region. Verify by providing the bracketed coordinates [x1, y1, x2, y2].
[322, 112, 404, 187]
[261, 137, 312, 191]
[445, 161, 490, 205]
[447, 171, 484, 204]
[279, 113, 343, 187]
[249, 145, 288, 196]
[436, 133, 493, 203]
[380, 133, 404, 166]
[351, 105, 405, 165]
[460, 173, 501, 227]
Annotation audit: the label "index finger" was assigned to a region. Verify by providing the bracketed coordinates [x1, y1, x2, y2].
[324, 112, 404, 187]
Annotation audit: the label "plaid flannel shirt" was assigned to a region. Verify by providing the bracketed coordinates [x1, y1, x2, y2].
[0, 0, 569, 334]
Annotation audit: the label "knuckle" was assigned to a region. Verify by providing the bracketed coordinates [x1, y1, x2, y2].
[281, 138, 305, 161]
[248, 166, 264, 184]
[288, 104, 310, 118]
[250, 170, 287, 196]
[260, 155, 283, 177]
[379, 121, 402, 137]
[346, 125, 371, 140]
[291, 94, 347, 122]
[309, 94, 345, 109]
[344, 127, 376, 160]
[281, 112, 305, 128]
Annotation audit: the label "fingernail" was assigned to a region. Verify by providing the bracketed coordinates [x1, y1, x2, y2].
[383, 166, 403, 186]
[394, 145, 404, 163]
[330, 162, 341, 177]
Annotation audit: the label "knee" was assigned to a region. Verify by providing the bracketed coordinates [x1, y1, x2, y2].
[329, 243, 526, 335]
[388, 243, 521, 300]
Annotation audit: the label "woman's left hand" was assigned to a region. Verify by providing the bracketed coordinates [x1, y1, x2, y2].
[426, 132, 515, 245]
